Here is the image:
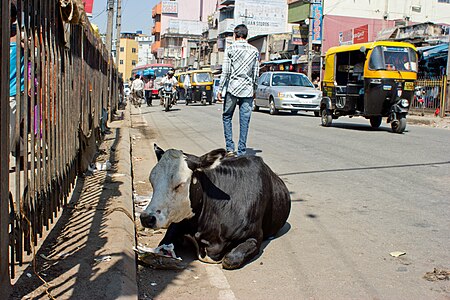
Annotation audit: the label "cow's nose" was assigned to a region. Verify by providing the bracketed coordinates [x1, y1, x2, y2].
[140, 211, 157, 228]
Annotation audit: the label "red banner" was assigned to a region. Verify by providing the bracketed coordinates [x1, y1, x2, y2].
[353, 24, 368, 44]
[83, 0, 94, 15]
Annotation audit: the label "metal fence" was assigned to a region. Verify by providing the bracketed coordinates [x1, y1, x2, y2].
[412, 75, 448, 116]
[0, 0, 119, 296]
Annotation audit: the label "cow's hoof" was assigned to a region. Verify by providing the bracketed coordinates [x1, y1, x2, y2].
[222, 253, 244, 270]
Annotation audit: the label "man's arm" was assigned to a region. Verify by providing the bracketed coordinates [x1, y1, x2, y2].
[218, 47, 232, 95]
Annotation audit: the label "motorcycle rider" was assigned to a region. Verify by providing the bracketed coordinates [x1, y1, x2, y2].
[159, 70, 178, 105]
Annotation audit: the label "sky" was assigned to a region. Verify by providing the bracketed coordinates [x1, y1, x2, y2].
[90, 0, 159, 35]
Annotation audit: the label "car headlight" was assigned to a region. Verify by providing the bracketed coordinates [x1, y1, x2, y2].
[400, 99, 409, 107]
[278, 92, 293, 99]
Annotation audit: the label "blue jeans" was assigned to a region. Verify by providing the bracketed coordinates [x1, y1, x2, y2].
[222, 93, 253, 156]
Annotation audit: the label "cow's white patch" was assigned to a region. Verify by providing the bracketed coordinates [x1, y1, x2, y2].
[144, 149, 194, 228]
[208, 156, 222, 170]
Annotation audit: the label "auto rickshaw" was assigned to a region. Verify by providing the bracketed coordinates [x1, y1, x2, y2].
[320, 41, 418, 133]
[177, 70, 214, 105]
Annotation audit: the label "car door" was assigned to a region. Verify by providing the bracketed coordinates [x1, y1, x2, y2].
[261, 73, 272, 107]
[256, 73, 269, 107]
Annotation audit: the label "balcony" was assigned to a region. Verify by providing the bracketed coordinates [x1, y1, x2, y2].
[218, 18, 235, 35]
[152, 21, 161, 35]
[151, 41, 161, 54]
[152, 3, 161, 18]
[208, 29, 218, 41]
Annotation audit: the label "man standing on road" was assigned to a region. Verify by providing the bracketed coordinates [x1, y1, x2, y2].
[131, 74, 144, 106]
[218, 24, 259, 157]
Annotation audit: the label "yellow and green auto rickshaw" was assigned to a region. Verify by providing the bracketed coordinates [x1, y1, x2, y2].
[320, 41, 418, 133]
[177, 70, 214, 105]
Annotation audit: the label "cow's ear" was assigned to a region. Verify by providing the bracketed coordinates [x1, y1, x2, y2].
[154, 144, 165, 161]
[191, 148, 226, 171]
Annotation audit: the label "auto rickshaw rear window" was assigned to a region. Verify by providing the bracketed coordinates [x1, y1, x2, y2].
[194, 73, 213, 83]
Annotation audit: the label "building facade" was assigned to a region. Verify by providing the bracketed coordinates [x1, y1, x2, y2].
[151, 0, 217, 67]
[136, 35, 156, 67]
[117, 32, 139, 80]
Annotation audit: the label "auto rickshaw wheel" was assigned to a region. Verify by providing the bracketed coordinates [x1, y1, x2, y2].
[370, 116, 383, 128]
[314, 111, 320, 117]
[269, 98, 278, 115]
[391, 114, 407, 133]
[321, 109, 332, 127]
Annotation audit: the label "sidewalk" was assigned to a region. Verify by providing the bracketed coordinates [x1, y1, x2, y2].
[407, 112, 450, 129]
[10, 105, 137, 299]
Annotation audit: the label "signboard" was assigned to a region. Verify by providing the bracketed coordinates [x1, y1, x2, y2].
[83, 0, 94, 16]
[235, 0, 287, 38]
[162, 0, 178, 14]
[353, 24, 369, 44]
[168, 20, 206, 35]
[292, 24, 308, 46]
[339, 29, 353, 45]
[311, 3, 323, 44]
[339, 24, 369, 45]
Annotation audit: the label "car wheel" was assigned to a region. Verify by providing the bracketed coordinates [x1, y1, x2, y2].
[321, 109, 332, 127]
[290, 110, 298, 115]
[253, 99, 259, 112]
[391, 114, 407, 133]
[314, 111, 320, 117]
[269, 98, 278, 115]
[369, 116, 382, 128]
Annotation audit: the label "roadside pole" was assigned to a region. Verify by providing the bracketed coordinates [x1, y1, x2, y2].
[307, 2, 313, 80]
[105, 0, 114, 120]
[445, 39, 450, 117]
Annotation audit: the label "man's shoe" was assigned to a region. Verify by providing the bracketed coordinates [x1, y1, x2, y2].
[225, 151, 236, 158]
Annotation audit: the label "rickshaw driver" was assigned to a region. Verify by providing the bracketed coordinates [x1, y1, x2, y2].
[159, 70, 179, 105]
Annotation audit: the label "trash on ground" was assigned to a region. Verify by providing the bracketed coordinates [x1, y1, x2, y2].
[390, 251, 406, 257]
[423, 268, 450, 281]
[150, 282, 157, 286]
[106, 173, 126, 178]
[134, 244, 186, 270]
[26, 273, 32, 278]
[96, 160, 112, 171]
[94, 255, 112, 263]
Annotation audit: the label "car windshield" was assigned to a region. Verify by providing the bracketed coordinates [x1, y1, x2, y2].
[369, 46, 417, 72]
[271, 73, 314, 87]
[194, 72, 212, 83]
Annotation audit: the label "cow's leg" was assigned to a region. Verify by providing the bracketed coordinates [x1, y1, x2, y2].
[158, 222, 187, 254]
[222, 237, 261, 270]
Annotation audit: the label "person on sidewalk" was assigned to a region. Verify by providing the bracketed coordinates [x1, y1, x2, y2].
[217, 24, 259, 157]
[130, 74, 144, 107]
[144, 75, 154, 106]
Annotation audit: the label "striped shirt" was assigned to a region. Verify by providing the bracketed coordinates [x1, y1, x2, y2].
[219, 40, 259, 98]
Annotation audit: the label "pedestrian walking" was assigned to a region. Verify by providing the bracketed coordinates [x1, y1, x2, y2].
[217, 24, 259, 157]
[130, 74, 144, 107]
[144, 75, 154, 106]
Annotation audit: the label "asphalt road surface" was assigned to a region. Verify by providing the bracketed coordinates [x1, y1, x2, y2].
[131, 101, 450, 300]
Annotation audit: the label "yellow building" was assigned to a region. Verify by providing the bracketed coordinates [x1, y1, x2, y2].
[117, 33, 139, 80]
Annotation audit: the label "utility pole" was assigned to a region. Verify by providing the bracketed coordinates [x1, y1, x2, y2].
[115, 0, 122, 64]
[307, 2, 314, 80]
[105, 0, 115, 55]
[445, 36, 450, 117]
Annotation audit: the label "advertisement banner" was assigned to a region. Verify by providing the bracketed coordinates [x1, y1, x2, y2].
[311, 3, 323, 44]
[292, 24, 308, 46]
[162, 0, 178, 14]
[83, 0, 94, 16]
[234, 0, 287, 38]
[339, 29, 353, 45]
[353, 24, 369, 44]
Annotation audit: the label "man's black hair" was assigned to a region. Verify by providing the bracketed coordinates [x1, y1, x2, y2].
[234, 24, 248, 39]
[11, 1, 17, 23]
[135, 74, 140, 79]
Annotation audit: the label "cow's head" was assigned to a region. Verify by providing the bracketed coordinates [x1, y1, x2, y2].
[140, 144, 226, 229]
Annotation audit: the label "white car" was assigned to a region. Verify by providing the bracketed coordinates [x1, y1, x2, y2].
[254, 72, 322, 116]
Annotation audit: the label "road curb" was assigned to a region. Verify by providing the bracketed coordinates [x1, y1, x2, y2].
[106, 104, 138, 299]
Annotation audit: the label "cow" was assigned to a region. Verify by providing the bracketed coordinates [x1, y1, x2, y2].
[140, 144, 291, 269]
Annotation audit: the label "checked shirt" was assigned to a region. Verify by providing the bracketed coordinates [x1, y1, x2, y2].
[219, 40, 260, 98]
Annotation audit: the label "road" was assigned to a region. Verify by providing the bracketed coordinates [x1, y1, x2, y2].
[130, 101, 450, 300]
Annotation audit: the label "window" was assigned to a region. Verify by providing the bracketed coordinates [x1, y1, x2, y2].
[438, 0, 449, 3]
[120, 60, 124, 65]
[132, 60, 136, 66]
[132, 48, 137, 53]
[120, 47, 124, 52]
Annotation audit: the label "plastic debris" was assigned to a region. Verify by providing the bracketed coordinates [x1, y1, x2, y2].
[390, 251, 406, 257]
[134, 244, 186, 270]
[26, 273, 32, 278]
[150, 282, 157, 286]
[96, 160, 111, 171]
[94, 255, 112, 263]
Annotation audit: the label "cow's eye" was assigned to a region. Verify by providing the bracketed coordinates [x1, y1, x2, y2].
[174, 183, 184, 191]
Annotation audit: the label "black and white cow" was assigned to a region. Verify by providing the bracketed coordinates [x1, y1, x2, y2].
[140, 145, 291, 269]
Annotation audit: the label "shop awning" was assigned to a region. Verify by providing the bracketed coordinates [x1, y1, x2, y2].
[418, 43, 448, 60]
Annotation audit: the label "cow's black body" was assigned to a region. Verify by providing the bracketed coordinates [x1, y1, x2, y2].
[158, 154, 291, 269]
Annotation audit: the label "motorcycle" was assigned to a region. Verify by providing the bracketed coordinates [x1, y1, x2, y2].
[161, 82, 175, 112]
